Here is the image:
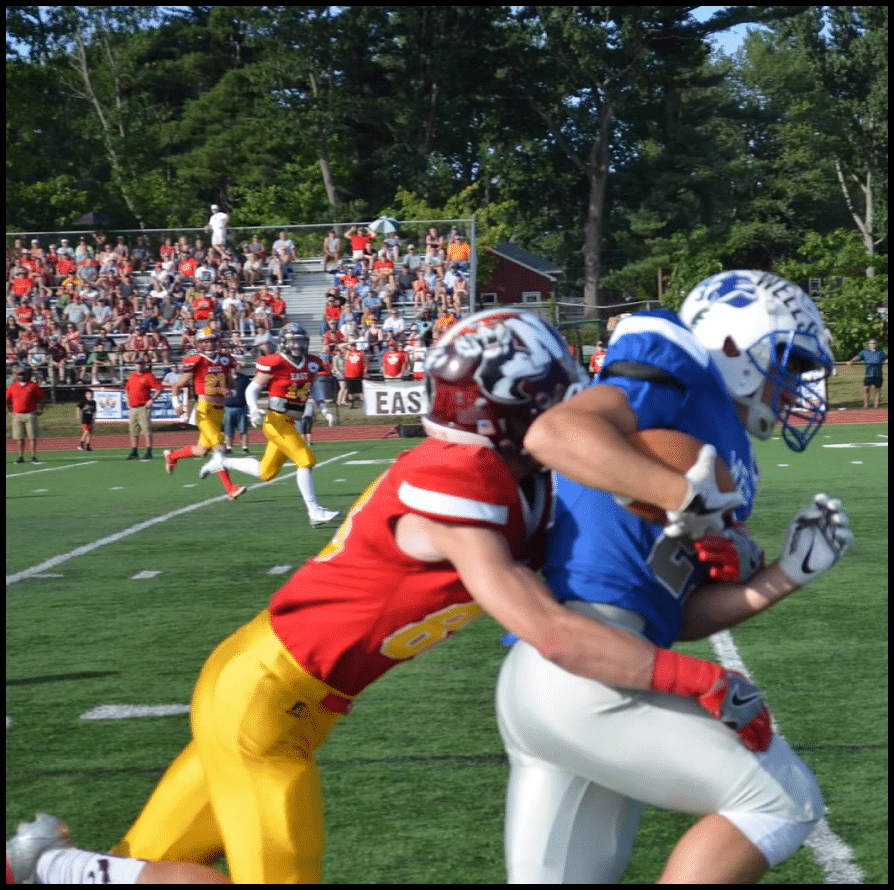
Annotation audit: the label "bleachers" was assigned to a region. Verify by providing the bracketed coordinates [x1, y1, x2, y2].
[9, 254, 426, 397]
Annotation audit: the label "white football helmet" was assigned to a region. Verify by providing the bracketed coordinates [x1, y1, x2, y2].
[679, 271, 833, 451]
[195, 326, 219, 355]
[423, 308, 586, 461]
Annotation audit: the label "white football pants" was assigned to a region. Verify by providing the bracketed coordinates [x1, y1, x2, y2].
[496, 606, 823, 884]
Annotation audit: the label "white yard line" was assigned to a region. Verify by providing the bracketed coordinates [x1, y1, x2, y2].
[710, 631, 864, 884]
[5, 451, 357, 587]
[6, 460, 97, 476]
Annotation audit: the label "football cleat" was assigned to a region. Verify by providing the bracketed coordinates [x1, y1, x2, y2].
[199, 450, 225, 479]
[163, 449, 176, 475]
[309, 507, 340, 527]
[227, 485, 247, 502]
[6, 812, 73, 884]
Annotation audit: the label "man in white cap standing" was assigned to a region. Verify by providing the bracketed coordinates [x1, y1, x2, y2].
[206, 203, 229, 260]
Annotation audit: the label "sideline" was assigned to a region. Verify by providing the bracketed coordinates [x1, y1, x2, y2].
[5, 451, 357, 587]
[711, 631, 864, 884]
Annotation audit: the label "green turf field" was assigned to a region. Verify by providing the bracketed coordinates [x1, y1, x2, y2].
[6, 426, 888, 883]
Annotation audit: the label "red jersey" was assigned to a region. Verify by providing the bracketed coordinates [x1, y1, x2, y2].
[6, 379, 45, 414]
[257, 351, 325, 415]
[589, 348, 606, 375]
[178, 256, 198, 278]
[269, 440, 551, 696]
[343, 347, 366, 379]
[381, 348, 409, 378]
[11, 276, 34, 298]
[55, 256, 77, 277]
[14, 304, 35, 326]
[191, 295, 215, 321]
[124, 370, 163, 407]
[182, 351, 234, 400]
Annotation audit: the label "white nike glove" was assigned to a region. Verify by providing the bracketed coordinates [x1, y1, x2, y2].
[778, 493, 854, 586]
[249, 408, 263, 429]
[665, 445, 745, 539]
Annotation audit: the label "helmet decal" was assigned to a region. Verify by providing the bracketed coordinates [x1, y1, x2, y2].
[680, 271, 833, 451]
[422, 309, 583, 461]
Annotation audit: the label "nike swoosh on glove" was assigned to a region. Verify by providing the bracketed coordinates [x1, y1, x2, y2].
[693, 523, 765, 583]
[778, 493, 854, 586]
[651, 650, 773, 752]
[665, 445, 744, 539]
[697, 670, 773, 752]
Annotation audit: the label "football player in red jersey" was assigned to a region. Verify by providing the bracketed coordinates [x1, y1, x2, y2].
[111, 309, 770, 884]
[163, 327, 246, 501]
[198, 323, 339, 526]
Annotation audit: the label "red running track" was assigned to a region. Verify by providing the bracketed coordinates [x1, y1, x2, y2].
[5, 409, 886, 454]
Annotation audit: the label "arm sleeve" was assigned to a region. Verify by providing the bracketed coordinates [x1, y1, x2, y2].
[246, 379, 262, 416]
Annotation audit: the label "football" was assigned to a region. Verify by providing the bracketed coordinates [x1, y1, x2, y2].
[621, 429, 737, 525]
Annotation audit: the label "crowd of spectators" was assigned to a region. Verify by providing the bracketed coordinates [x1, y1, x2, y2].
[6, 226, 307, 388]
[7, 221, 474, 406]
[314, 224, 471, 387]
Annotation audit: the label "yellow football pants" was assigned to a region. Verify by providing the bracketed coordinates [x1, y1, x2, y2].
[111, 610, 351, 883]
[196, 401, 225, 451]
[258, 410, 316, 481]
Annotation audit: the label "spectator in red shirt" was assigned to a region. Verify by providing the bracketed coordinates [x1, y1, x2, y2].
[342, 340, 367, 409]
[268, 289, 287, 329]
[380, 339, 409, 379]
[589, 341, 607, 378]
[6, 366, 46, 463]
[124, 358, 164, 460]
[346, 225, 374, 261]
[177, 254, 198, 280]
[191, 291, 216, 324]
[10, 267, 35, 303]
[53, 253, 77, 284]
[14, 297, 36, 329]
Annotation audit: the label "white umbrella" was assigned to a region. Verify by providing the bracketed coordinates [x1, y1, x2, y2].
[368, 217, 398, 235]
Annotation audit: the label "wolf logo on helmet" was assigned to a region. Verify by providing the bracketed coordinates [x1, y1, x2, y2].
[679, 271, 833, 451]
[423, 308, 585, 459]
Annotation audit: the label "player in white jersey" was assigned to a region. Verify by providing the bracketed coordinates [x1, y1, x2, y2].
[498, 271, 854, 883]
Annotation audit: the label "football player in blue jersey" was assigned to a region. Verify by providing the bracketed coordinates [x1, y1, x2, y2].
[497, 271, 854, 884]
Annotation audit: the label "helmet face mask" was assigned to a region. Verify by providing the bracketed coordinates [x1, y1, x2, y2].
[680, 271, 833, 451]
[422, 308, 585, 464]
[280, 323, 309, 359]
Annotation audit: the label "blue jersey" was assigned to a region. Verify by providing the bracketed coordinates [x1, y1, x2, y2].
[544, 309, 760, 647]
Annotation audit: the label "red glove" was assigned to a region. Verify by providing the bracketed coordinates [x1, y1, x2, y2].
[693, 523, 764, 583]
[651, 648, 773, 752]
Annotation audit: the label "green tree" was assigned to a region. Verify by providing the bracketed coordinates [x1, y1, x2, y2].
[778, 229, 888, 358]
[736, 7, 888, 270]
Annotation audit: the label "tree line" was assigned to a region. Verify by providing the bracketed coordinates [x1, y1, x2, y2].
[5, 6, 887, 354]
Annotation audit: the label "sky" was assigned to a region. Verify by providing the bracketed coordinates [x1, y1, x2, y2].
[693, 5, 760, 55]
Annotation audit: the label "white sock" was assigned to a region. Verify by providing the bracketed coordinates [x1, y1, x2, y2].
[37, 847, 147, 884]
[220, 456, 262, 478]
[296, 466, 320, 512]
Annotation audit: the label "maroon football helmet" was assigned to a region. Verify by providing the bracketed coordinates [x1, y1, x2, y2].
[423, 308, 585, 461]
